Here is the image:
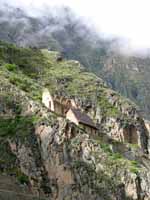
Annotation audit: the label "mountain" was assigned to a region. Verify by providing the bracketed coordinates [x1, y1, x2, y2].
[1, 4, 150, 120]
[97, 53, 150, 119]
[0, 41, 150, 199]
[0, 4, 110, 69]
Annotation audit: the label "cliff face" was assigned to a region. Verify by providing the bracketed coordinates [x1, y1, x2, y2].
[0, 42, 150, 199]
[1, 4, 150, 121]
[99, 54, 150, 119]
[1, 97, 150, 200]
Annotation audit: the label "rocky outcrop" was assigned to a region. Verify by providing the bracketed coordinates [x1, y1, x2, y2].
[0, 42, 150, 199]
[69, 89, 149, 153]
[100, 54, 150, 120]
[35, 118, 150, 200]
[0, 96, 150, 199]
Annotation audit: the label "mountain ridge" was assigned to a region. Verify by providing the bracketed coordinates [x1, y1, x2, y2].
[0, 41, 150, 199]
[1, 4, 150, 120]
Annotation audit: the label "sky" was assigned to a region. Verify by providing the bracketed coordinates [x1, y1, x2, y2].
[1, 0, 150, 50]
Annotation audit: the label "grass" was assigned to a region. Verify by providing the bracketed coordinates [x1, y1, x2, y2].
[100, 143, 112, 154]
[8, 73, 42, 100]
[127, 143, 139, 149]
[98, 95, 120, 117]
[0, 93, 22, 115]
[94, 138, 141, 174]
[72, 160, 115, 199]
[0, 42, 141, 157]
[42, 50, 121, 117]
[0, 116, 37, 138]
[0, 42, 144, 196]
[16, 171, 29, 185]
[0, 43, 129, 120]
[0, 40, 45, 78]
[0, 65, 42, 101]
[71, 139, 140, 199]
[129, 167, 139, 174]
[129, 160, 140, 174]
[4, 63, 18, 72]
[0, 140, 17, 173]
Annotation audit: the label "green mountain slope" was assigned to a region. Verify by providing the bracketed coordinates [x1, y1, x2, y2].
[1, 4, 150, 120]
[0, 41, 150, 199]
[98, 54, 150, 119]
[0, 5, 109, 70]
[0, 41, 134, 119]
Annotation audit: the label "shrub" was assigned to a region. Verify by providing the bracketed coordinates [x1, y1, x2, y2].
[110, 153, 123, 160]
[0, 116, 35, 138]
[9, 76, 31, 92]
[131, 160, 138, 166]
[130, 166, 139, 174]
[17, 174, 29, 185]
[129, 160, 140, 174]
[0, 141, 17, 173]
[98, 96, 120, 117]
[100, 143, 112, 154]
[5, 63, 17, 71]
[0, 95, 22, 115]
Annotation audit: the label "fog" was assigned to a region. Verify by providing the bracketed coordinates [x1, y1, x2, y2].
[1, 0, 150, 53]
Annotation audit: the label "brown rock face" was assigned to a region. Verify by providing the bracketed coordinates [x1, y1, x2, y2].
[0, 83, 150, 199]
[1, 112, 150, 200]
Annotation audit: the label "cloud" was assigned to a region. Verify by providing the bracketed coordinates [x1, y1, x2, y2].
[1, 0, 150, 50]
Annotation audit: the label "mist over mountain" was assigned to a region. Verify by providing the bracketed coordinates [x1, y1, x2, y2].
[1, 3, 150, 199]
[0, 3, 116, 67]
[1, 3, 150, 119]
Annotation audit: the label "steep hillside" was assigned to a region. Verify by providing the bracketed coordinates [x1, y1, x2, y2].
[98, 54, 150, 119]
[2, 4, 150, 120]
[0, 41, 150, 199]
[0, 4, 109, 70]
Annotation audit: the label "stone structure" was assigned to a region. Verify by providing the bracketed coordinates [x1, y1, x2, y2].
[42, 89, 97, 134]
[56, 55, 63, 62]
[42, 88, 54, 111]
[66, 108, 97, 134]
[42, 88, 77, 116]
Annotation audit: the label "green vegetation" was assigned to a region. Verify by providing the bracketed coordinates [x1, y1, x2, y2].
[72, 160, 117, 199]
[71, 134, 141, 198]
[100, 142, 123, 160]
[0, 93, 22, 115]
[41, 50, 121, 117]
[0, 162, 29, 185]
[8, 74, 42, 100]
[129, 160, 140, 174]
[95, 139, 140, 174]
[17, 172, 29, 185]
[4, 63, 17, 71]
[98, 95, 120, 117]
[0, 116, 37, 138]
[129, 167, 139, 174]
[0, 140, 17, 173]
[110, 152, 123, 160]
[1, 3, 150, 119]
[0, 70, 42, 102]
[0, 41, 145, 199]
[100, 143, 112, 154]
[128, 143, 139, 149]
[9, 75, 31, 91]
[0, 41, 45, 78]
[100, 55, 150, 119]
[0, 42, 127, 119]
